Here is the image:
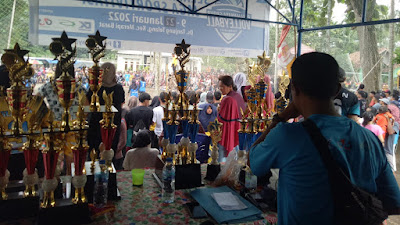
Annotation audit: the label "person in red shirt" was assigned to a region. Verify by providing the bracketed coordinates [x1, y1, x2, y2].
[374, 103, 395, 141]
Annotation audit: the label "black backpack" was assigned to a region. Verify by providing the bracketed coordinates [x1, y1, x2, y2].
[302, 119, 388, 225]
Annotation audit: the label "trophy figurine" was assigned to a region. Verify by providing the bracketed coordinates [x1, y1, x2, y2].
[41, 112, 63, 208]
[100, 91, 117, 171]
[205, 119, 223, 181]
[86, 30, 107, 112]
[161, 93, 171, 161]
[71, 91, 89, 204]
[1, 43, 33, 136]
[50, 31, 77, 132]
[275, 71, 290, 114]
[188, 94, 200, 164]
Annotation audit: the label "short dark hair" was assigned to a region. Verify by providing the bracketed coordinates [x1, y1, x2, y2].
[171, 91, 178, 101]
[338, 67, 346, 83]
[159, 91, 168, 103]
[139, 92, 151, 102]
[359, 84, 365, 90]
[214, 91, 222, 101]
[133, 130, 151, 148]
[370, 91, 376, 95]
[218, 75, 237, 91]
[357, 90, 367, 99]
[206, 92, 214, 103]
[291, 52, 340, 99]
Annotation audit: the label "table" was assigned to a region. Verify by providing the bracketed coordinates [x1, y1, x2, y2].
[91, 169, 278, 225]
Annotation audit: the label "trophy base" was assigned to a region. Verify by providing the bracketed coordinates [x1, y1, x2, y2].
[0, 190, 40, 221]
[175, 164, 202, 190]
[205, 164, 221, 181]
[37, 199, 90, 225]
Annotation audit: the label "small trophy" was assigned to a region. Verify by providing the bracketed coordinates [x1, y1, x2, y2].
[205, 119, 222, 181]
[50, 31, 77, 132]
[187, 94, 200, 164]
[71, 91, 89, 204]
[275, 70, 290, 114]
[99, 90, 117, 171]
[86, 30, 107, 112]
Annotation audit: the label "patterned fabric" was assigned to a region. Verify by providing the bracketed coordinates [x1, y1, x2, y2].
[37, 82, 84, 121]
[89, 169, 278, 225]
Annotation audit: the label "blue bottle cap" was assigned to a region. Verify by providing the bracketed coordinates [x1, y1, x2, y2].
[166, 158, 173, 162]
[99, 160, 106, 165]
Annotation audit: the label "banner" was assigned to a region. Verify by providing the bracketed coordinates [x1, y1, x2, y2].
[30, 0, 270, 57]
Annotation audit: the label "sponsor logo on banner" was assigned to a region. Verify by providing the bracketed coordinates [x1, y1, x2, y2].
[206, 0, 251, 45]
[39, 15, 95, 34]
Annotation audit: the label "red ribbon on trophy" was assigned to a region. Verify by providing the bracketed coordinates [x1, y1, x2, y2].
[73, 148, 87, 176]
[24, 148, 39, 175]
[101, 127, 117, 150]
[42, 151, 59, 180]
[0, 150, 11, 177]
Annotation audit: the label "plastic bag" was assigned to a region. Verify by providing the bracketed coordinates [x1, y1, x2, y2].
[213, 150, 243, 187]
[267, 169, 279, 191]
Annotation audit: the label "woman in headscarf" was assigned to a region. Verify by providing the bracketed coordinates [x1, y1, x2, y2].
[233, 72, 247, 97]
[199, 92, 207, 104]
[263, 75, 275, 114]
[198, 103, 218, 132]
[217, 96, 240, 162]
[87, 62, 125, 169]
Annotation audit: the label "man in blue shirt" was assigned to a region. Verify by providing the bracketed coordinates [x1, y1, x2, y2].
[249, 52, 400, 225]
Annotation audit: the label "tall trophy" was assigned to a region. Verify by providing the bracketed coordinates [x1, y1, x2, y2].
[275, 70, 290, 114]
[1, 43, 33, 136]
[86, 30, 107, 112]
[50, 31, 77, 132]
[71, 91, 89, 204]
[188, 94, 200, 164]
[205, 119, 222, 181]
[100, 90, 117, 171]
[22, 96, 44, 197]
[41, 112, 63, 208]
[174, 39, 191, 165]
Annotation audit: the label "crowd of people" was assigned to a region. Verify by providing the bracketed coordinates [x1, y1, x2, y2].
[1, 51, 400, 224]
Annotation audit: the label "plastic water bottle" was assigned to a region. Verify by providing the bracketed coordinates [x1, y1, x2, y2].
[93, 160, 109, 208]
[162, 158, 175, 203]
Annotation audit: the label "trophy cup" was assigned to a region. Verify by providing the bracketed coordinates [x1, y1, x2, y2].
[1, 43, 33, 136]
[71, 91, 89, 204]
[86, 30, 107, 112]
[99, 90, 117, 171]
[22, 96, 44, 197]
[205, 119, 222, 181]
[41, 112, 63, 208]
[50, 31, 77, 132]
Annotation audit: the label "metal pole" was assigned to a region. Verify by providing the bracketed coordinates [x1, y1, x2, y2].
[362, 0, 368, 23]
[274, 0, 280, 93]
[388, 0, 395, 90]
[7, 0, 17, 49]
[297, 0, 304, 57]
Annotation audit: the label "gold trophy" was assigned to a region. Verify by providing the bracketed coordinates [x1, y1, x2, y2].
[1, 43, 33, 136]
[41, 112, 63, 208]
[99, 91, 117, 171]
[71, 91, 89, 204]
[275, 71, 290, 114]
[187, 94, 200, 164]
[205, 119, 222, 181]
[50, 31, 77, 132]
[161, 93, 171, 161]
[166, 97, 179, 164]
[86, 30, 107, 112]
[22, 96, 44, 197]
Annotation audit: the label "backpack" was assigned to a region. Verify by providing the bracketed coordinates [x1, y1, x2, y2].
[302, 119, 388, 225]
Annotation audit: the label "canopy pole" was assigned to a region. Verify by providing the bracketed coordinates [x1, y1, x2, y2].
[297, 0, 304, 57]
[7, 0, 17, 49]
